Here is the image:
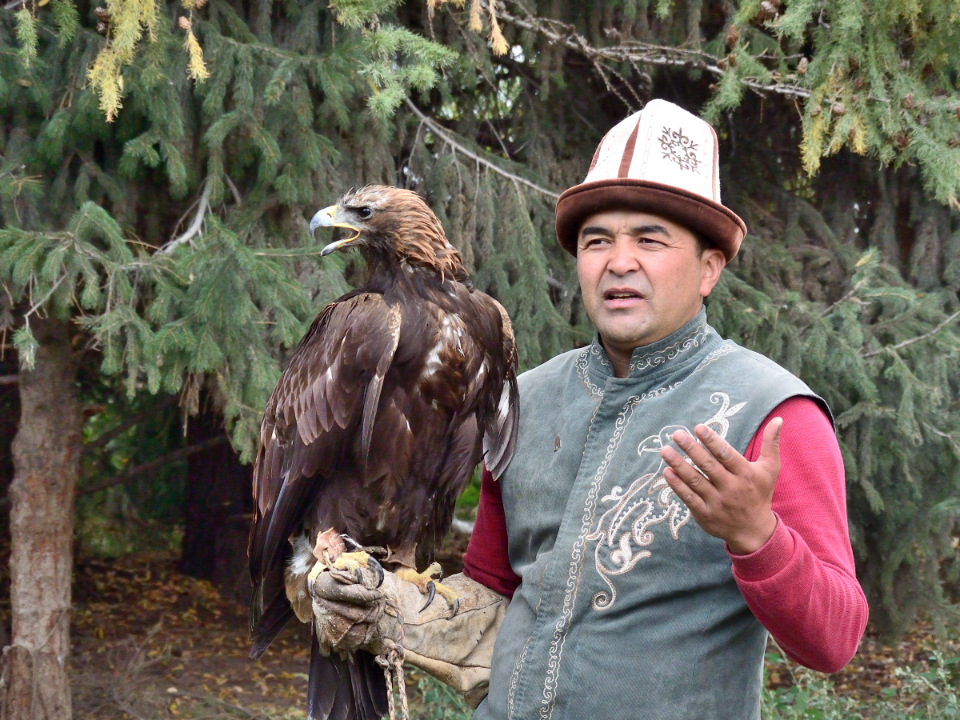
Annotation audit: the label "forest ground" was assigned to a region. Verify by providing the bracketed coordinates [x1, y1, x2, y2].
[2, 533, 957, 719]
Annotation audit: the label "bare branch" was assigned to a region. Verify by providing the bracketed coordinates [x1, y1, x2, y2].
[23, 273, 68, 321]
[404, 98, 560, 200]
[77, 436, 230, 498]
[861, 309, 960, 359]
[544, 274, 565, 291]
[0, 438, 229, 508]
[160, 179, 213, 254]
[499, 5, 811, 102]
[85, 395, 180, 450]
[0, 374, 18, 385]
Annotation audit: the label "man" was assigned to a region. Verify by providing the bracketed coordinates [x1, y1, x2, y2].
[310, 99, 869, 719]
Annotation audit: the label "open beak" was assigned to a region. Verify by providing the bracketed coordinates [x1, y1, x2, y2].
[309, 204, 361, 256]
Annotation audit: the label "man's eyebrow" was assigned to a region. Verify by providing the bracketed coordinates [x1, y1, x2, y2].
[631, 223, 670, 237]
[579, 223, 671, 238]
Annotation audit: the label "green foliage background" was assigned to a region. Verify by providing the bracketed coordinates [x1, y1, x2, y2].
[2, 0, 959, 639]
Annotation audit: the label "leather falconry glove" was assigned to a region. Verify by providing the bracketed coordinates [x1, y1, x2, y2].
[310, 566, 508, 707]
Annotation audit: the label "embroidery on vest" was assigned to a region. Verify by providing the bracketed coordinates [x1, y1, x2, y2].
[586, 391, 746, 611]
[576, 345, 607, 398]
[630, 319, 707, 373]
[659, 125, 700, 173]
[528, 328, 738, 719]
[507, 635, 532, 718]
[535, 383, 673, 720]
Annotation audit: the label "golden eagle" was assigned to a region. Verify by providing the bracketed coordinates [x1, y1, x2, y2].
[247, 185, 519, 720]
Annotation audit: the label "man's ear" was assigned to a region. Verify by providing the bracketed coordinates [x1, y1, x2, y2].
[699, 248, 726, 297]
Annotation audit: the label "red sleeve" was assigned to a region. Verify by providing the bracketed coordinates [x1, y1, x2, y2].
[462, 467, 521, 599]
[730, 396, 869, 672]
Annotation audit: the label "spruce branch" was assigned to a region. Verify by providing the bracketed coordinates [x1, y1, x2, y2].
[861, 309, 960, 359]
[404, 98, 559, 200]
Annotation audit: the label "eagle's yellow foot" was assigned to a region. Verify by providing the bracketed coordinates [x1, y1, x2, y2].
[396, 562, 460, 617]
[329, 550, 385, 588]
[310, 529, 385, 587]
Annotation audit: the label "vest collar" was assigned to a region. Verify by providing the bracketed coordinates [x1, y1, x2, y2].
[587, 309, 712, 381]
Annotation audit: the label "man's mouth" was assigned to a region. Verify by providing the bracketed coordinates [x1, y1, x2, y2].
[603, 288, 644, 302]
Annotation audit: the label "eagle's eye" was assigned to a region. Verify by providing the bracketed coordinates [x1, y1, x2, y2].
[357, 207, 373, 220]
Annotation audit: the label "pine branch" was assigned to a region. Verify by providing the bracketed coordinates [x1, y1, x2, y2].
[499, 3, 810, 101]
[861, 309, 960, 358]
[405, 99, 560, 200]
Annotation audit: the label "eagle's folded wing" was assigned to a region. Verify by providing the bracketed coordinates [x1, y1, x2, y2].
[249, 293, 403, 590]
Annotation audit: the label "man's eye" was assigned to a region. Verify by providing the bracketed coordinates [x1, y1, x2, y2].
[358, 207, 373, 219]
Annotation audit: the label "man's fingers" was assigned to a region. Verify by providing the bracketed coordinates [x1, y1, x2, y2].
[662, 465, 709, 514]
[669, 427, 739, 484]
[660, 445, 718, 502]
[692, 424, 751, 472]
[759, 417, 783, 467]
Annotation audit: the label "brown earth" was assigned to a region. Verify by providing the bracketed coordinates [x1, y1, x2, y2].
[3, 538, 957, 719]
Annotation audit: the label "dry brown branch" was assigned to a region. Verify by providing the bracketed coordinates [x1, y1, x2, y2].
[77, 436, 229, 498]
[498, 4, 810, 101]
[404, 98, 560, 200]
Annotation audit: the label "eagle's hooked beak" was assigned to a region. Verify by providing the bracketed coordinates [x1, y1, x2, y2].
[310, 204, 362, 256]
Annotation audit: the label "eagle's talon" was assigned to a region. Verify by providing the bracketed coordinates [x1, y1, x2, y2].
[419, 580, 437, 612]
[330, 550, 380, 587]
[397, 564, 458, 616]
[342, 535, 363, 551]
[367, 556, 385, 588]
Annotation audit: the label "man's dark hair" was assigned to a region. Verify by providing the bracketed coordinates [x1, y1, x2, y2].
[693, 229, 718, 257]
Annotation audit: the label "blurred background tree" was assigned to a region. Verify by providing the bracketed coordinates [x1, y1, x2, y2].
[1, 1, 959, 717]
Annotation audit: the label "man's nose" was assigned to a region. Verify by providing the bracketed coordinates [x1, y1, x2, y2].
[607, 238, 639, 275]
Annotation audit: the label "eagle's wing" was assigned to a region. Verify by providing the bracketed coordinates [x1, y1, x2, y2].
[248, 292, 402, 594]
[480, 296, 519, 480]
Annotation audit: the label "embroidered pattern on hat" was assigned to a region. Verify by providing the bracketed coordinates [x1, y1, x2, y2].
[659, 126, 700, 173]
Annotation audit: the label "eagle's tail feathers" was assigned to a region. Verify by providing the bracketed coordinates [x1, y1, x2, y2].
[249, 590, 295, 660]
[307, 634, 388, 720]
[353, 650, 389, 719]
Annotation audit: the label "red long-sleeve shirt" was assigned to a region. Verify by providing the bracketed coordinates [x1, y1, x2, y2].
[463, 395, 869, 673]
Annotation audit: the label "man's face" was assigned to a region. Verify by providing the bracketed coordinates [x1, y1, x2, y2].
[576, 209, 725, 373]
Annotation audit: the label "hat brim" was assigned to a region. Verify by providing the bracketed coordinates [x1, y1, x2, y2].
[555, 179, 747, 261]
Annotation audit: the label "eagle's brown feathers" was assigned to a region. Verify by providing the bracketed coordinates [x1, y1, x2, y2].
[247, 186, 519, 720]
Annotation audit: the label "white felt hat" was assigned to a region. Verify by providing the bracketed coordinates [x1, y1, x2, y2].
[555, 99, 747, 260]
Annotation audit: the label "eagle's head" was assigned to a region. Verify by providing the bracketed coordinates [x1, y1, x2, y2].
[309, 185, 467, 281]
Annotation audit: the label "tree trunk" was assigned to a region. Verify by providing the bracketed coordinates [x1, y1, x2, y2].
[178, 403, 253, 604]
[1, 318, 80, 720]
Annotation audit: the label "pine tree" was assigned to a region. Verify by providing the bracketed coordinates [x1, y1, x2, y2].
[2, 1, 959, 715]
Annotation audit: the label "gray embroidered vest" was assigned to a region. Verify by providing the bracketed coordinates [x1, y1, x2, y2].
[475, 310, 822, 720]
